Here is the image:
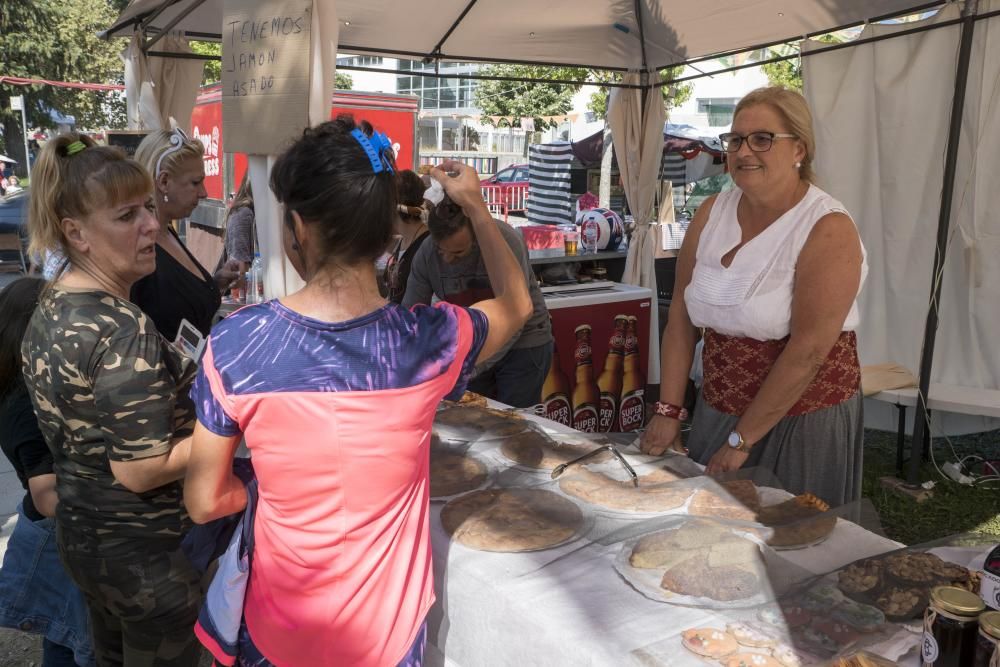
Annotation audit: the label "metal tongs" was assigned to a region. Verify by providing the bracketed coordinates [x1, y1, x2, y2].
[550, 443, 640, 487]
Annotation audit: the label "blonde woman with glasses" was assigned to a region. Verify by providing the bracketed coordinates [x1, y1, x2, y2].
[641, 86, 868, 506]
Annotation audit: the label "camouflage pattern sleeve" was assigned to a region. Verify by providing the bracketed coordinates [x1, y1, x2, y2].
[91, 330, 179, 461]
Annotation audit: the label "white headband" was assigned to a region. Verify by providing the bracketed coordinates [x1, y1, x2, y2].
[154, 127, 190, 178]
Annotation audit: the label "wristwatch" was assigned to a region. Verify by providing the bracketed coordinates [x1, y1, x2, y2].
[727, 430, 752, 453]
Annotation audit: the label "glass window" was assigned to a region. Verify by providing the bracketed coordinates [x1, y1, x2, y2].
[439, 86, 456, 108]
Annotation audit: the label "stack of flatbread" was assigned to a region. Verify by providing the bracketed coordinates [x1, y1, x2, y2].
[688, 480, 761, 522]
[629, 520, 765, 602]
[558, 467, 690, 512]
[435, 404, 530, 438]
[500, 431, 611, 470]
[441, 488, 584, 552]
[430, 452, 489, 498]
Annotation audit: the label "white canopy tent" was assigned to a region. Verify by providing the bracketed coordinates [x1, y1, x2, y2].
[104, 0, 988, 458]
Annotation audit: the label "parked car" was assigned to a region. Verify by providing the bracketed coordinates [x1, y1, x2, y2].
[0, 187, 29, 271]
[480, 164, 529, 187]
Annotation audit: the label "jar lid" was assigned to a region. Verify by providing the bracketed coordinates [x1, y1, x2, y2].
[981, 611, 1000, 639]
[930, 586, 985, 617]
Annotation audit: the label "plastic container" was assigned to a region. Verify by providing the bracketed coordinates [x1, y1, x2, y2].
[246, 253, 264, 304]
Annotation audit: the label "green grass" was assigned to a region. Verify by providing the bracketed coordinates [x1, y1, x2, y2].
[861, 428, 1000, 545]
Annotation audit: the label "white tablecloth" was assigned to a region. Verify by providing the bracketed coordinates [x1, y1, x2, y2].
[428, 407, 911, 666]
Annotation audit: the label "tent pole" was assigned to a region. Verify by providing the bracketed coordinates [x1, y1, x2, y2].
[906, 0, 979, 485]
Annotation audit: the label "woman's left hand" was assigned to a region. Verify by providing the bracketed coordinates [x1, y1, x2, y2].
[214, 259, 242, 292]
[705, 445, 750, 476]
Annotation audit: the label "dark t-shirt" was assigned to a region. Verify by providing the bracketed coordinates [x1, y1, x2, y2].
[131, 227, 221, 340]
[0, 387, 53, 521]
[21, 287, 197, 541]
[384, 231, 430, 305]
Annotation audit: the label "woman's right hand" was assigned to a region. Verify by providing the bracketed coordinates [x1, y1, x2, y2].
[429, 160, 487, 212]
[640, 415, 687, 456]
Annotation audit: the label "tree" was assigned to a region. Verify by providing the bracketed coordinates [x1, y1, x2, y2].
[335, 72, 353, 91]
[1, 0, 126, 168]
[474, 64, 588, 130]
[761, 36, 840, 92]
[191, 41, 222, 85]
[586, 66, 692, 120]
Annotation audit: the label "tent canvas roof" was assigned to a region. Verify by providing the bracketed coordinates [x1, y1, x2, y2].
[106, 0, 940, 71]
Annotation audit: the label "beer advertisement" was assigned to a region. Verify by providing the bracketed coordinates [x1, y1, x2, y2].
[541, 293, 651, 434]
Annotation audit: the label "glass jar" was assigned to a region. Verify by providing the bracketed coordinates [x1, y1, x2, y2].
[975, 611, 1000, 667]
[981, 543, 1000, 611]
[923, 585, 986, 667]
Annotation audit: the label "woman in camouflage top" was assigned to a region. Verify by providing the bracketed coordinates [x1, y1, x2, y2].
[21, 133, 202, 666]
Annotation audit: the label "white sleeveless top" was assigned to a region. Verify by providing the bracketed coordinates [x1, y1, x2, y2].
[685, 185, 867, 342]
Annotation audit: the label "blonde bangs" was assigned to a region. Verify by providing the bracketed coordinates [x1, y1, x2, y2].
[85, 159, 153, 212]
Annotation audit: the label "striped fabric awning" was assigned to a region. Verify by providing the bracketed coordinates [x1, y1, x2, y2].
[527, 142, 576, 226]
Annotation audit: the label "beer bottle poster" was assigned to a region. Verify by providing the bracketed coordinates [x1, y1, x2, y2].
[543, 302, 650, 433]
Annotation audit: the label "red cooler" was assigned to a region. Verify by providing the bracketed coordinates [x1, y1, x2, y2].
[540, 282, 653, 433]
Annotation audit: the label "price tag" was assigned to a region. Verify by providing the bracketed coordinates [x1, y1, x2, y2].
[983, 570, 1000, 611]
[921, 631, 939, 664]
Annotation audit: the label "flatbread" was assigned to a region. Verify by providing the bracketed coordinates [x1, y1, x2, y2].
[629, 520, 751, 569]
[435, 405, 528, 436]
[688, 480, 760, 522]
[660, 554, 763, 601]
[756, 493, 837, 548]
[500, 431, 610, 470]
[430, 453, 488, 498]
[457, 391, 488, 407]
[559, 467, 689, 512]
[441, 488, 584, 552]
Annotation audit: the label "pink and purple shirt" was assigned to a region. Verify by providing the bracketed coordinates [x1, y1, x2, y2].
[192, 300, 487, 667]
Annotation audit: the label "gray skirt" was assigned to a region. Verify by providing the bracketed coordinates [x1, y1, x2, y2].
[686, 390, 864, 507]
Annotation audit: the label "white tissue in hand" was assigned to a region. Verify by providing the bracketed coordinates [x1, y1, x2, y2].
[424, 178, 445, 205]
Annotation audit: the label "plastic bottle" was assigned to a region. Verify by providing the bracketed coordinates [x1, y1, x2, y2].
[250, 253, 264, 303]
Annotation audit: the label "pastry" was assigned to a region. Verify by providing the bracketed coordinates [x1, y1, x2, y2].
[884, 552, 945, 585]
[688, 479, 760, 522]
[722, 654, 783, 667]
[559, 467, 689, 512]
[429, 452, 488, 498]
[756, 494, 837, 548]
[810, 618, 859, 645]
[726, 622, 777, 648]
[874, 585, 926, 620]
[838, 559, 884, 597]
[660, 555, 762, 601]
[758, 604, 812, 629]
[795, 625, 840, 655]
[500, 431, 609, 470]
[770, 643, 803, 667]
[832, 600, 885, 632]
[681, 628, 739, 658]
[441, 488, 583, 552]
[801, 583, 845, 611]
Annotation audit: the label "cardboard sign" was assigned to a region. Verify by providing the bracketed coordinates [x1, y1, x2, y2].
[222, 0, 312, 155]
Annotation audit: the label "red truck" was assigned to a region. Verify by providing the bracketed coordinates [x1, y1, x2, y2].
[185, 85, 419, 268]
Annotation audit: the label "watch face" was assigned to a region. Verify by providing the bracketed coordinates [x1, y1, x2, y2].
[728, 431, 741, 448]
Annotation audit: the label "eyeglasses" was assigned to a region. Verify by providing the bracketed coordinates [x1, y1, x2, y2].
[719, 131, 797, 153]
